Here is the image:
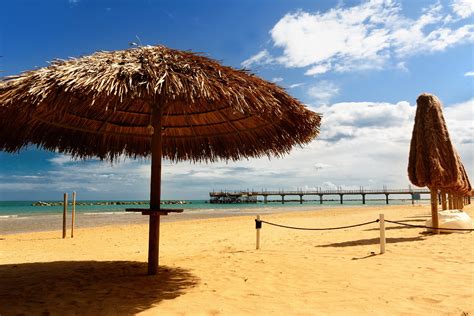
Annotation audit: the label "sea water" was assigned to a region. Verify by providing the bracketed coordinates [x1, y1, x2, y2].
[0, 198, 426, 218]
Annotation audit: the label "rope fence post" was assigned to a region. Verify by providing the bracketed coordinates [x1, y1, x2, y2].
[256, 215, 261, 250]
[379, 214, 385, 254]
[71, 191, 76, 238]
[63, 193, 68, 239]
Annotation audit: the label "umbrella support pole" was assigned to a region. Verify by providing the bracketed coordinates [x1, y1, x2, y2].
[430, 189, 439, 234]
[137, 104, 184, 275]
[148, 214, 160, 274]
[149, 105, 163, 275]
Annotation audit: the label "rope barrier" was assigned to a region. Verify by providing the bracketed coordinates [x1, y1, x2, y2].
[255, 218, 474, 232]
[385, 220, 474, 232]
[256, 219, 379, 231]
[254, 215, 472, 251]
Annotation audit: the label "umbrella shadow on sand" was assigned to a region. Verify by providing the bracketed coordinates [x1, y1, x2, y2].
[316, 236, 426, 248]
[0, 261, 199, 315]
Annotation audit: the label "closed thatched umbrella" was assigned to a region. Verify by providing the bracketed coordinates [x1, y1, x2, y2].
[0, 45, 321, 274]
[449, 158, 472, 209]
[408, 93, 463, 233]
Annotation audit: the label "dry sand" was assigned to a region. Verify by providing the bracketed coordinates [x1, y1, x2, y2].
[1, 204, 473, 315]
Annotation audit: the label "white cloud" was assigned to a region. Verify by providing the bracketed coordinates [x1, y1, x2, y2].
[396, 61, 408, 72]
[305, 63, 332, 76]
[452, 0, 474, 19]
[288, 83, 305, 89]
[465, 71, 474, 76]
[314, 101, 415, 142]
[306, 81, 340, 104]
[241, 50, 274, 68]
[314, 163, 332, 170]
[49, 155, 76, 166]
[243, 0, 474, 75]
[272, 77, 283, 82]
[444, 98, 474, 146]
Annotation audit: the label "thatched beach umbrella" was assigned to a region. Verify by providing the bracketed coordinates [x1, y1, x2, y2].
[448, 157, 472, 209]
[0, 45, 321, 274]
[408, 93, 462, 232]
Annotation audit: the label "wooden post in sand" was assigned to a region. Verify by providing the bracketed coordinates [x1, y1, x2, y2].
[256, 215, 261, 250]
[379, 214, 385, 254]
[430, 189, 439, 234]
[71, 191, 76, 238]
[448, 193, 453, 209]
[63, 193, 68, 239]
[441, 191, 447, 210]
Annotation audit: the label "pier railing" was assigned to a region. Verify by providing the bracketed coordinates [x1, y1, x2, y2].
[210, 188, 430, 196]
[209, 188, 431, 205]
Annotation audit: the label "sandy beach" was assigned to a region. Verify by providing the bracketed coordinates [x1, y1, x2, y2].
[1, 204, 473, 315]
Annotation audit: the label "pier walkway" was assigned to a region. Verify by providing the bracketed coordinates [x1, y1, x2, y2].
[209, 188, 431, 205]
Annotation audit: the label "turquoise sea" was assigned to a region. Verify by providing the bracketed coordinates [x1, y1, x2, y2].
[0, 198, 427, 218]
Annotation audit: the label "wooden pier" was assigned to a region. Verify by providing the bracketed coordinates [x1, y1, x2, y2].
[209, 188, 431, 205]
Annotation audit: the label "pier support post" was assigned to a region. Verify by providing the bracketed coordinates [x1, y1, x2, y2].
[362, 194, 366, 204]
[448, 193, 453, 209]
[411, 194, 415, 205]
[385, 194, 389, 205]
[319, 194, 323, 204]
[339, 194, 343, 204]
[299, 194, 303, 204]
[263, 195, 268, 204]
[438, 192, 442, 205]
[281, 195, 285, 204]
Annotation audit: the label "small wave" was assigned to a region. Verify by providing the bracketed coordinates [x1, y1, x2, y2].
[224, 209, 241, 213]
[0, 215, 23, 219]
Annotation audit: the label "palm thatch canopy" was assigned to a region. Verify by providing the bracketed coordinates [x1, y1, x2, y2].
[0, 44, 321, 274]
[408, 93, 461, 190]
[0, 45, 320, 162]
[450, 156, 472, 195]
[408, 93, 472, 231]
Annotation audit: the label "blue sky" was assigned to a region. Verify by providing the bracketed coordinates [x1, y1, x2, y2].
[0, 0, 473, 200]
